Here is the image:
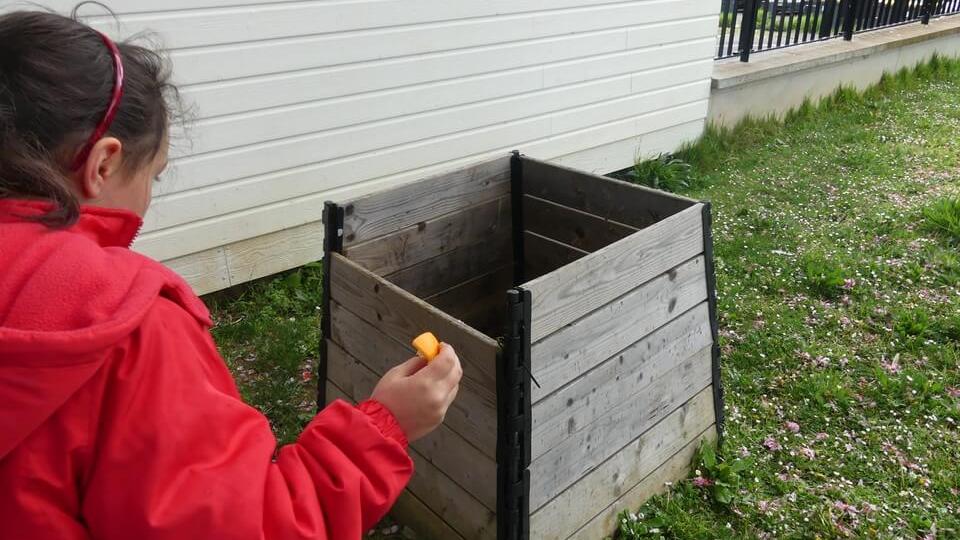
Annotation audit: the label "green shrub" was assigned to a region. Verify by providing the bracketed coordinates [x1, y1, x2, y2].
[624, 153, 694, 193]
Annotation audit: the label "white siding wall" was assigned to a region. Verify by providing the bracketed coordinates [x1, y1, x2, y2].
[3, 0, 720, 293]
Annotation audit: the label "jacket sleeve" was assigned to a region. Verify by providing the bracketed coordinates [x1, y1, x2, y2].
[80, 297, 413, 540]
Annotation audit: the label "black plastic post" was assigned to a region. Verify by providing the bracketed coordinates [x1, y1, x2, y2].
[510, 151, 525, 287]
[498, 289, 532, 540]
[318, 201, 344, 410]
[700, 203, 726, 443]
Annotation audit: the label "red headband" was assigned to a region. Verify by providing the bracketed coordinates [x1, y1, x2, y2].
[70, 31, 125, 171]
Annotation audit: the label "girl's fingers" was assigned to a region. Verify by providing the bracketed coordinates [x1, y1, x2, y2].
[393, 355, 427, 377]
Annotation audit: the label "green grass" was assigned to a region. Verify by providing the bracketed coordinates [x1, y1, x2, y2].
[612, 58, 960, 539]
[205, 263, 323, 445]
[207, 57, 960, 539]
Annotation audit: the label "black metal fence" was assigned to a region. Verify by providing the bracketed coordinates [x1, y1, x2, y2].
[719, 0, 960, 62]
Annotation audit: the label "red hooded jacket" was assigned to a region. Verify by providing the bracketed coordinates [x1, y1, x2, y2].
[0, 199, 413, 539]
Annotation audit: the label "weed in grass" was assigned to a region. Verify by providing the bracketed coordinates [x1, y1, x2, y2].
[922, 197, 960, 244]
[893, 307, 935, 342]
[693, 441, 751, 507]
[801, 253, 847, 299]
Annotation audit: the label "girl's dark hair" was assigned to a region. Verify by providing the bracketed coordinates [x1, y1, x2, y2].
[0, 9, 175, 226]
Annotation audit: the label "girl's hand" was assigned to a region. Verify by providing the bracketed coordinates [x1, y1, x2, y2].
[370, 344, 462, 443]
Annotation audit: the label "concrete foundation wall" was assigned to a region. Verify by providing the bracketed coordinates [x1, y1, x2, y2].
[710, 16, 960, 128]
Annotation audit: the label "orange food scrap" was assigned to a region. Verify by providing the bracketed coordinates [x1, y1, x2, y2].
[411, 332, 441, 362]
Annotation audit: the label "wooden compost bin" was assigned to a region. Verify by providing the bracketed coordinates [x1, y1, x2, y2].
[319, 153, 723, 540]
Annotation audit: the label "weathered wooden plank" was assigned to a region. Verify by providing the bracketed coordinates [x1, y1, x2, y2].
[529, 347, 712, 509]
[523, 195, 638, 253]
[344, 196, 511, 276]
[531, 302, 712, 460]
[524, 203, 704, 342]
[568, 425, 718, 540]
[531, 255, 708, 402]
[324, 380, 352, 406]
[342, 156, 511, 246]
[524, 230, 589, 282]
[329, 301, 497, 457]
[426, 265, 512, 328]
[384, 232, 512, 299]
[325, 382, 470, 540]
[391, 490, 466, 540]
[330, 252, 499, 388]
[530, 387, 716, 537]
[326, 339, 497, 510]
[522, 156, 696, 230]
[406, 447, 498, 540]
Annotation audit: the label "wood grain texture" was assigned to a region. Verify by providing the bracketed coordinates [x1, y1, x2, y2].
[330, 252, 499, 387]
[323, 381, 471, 540]
[341, 156, 511, 246]
[345, 196, 511, 276]
[325, 339, 497, 510]
[531, 302, 712, 461]
[383, 228, 512, 300]
[329, 301, 497, 458]
[529, 346, 712, 509]
[522, 156, 697, 230]
[524, 230, 589, 282]
[568, 425, 718, 540]
[524, 203, 705, 342]
[406, 447, 498, 539]
[426, 265, 513, 337]
[530, 255, 708, 402]
[530, 387, 717, 538]
[390, 490, 467, 540]
[523, 195, 638, 252]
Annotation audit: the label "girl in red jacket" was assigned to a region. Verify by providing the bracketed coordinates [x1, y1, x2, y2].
[0, 10, 462, 540]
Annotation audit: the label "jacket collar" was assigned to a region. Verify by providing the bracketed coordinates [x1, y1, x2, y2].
[0, 199, 142, 248]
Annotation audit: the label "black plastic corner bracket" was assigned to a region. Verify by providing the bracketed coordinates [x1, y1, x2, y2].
[510, 150, 525, 287]
[498, 287, 532, 540]
[318, 201, 345, 410]
[700, 202, 725, 442]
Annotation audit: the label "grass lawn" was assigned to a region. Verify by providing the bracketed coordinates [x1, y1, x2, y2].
[205, 58, 960, 539]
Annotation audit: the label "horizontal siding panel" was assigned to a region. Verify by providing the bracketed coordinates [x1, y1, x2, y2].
[23, 0, 293, 15]
[168, 13, 717, 86]
[180, 31, 625, 119]
[135, 100, 708, 260]
[550, 117, 706, 173]
[144, 79, 708, 233]
[182, 38, 713, 158]
[39, 0, 643, 16]
[85, 0, 715, 51]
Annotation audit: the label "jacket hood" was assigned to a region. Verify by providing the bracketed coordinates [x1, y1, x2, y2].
[0, 199, 211, 458]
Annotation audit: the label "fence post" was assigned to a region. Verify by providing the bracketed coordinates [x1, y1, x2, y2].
[842, 0, 860, 40]
[820, 0, 838, 38]
[738, 0, 760, 62]
[921, 0, 938, 23]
